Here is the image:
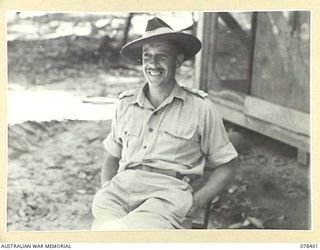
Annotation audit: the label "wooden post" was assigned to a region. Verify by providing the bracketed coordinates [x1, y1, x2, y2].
[206, 13, 220, 92]
[195, 13, 220, 92]
[194, 13, 204, 89]
[297, 150, 309, 167]
[248, 12, 258, 95]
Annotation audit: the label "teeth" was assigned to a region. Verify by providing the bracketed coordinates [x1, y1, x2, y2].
[148, 70, 162, 76]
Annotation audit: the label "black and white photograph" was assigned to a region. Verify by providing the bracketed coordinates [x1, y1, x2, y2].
[6, 11, 310, 232]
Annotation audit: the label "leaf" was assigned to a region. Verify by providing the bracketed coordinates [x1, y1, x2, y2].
[238, 185, 247, 193]
[228, 184, 239, 194]
[242, 219, 250, 227]
[247, 216, 264, 229]
[211, 195, 220, 205]
[228, 222, 243, 229]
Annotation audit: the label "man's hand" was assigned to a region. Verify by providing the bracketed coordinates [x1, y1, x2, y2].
[186, 195, 201, 218]
[101, 152, 120, 187]
[186, 159, 237, 218]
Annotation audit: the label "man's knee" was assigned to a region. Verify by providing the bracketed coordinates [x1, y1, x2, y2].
[91, 185, 128, 225]
[99, 210, 174, 230]
[91, 188, 105, 218]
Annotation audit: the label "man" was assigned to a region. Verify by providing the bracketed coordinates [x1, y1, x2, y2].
[91, 16, 238, 230]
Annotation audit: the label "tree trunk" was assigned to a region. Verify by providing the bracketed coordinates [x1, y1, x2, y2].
[122, 13, 134, 46]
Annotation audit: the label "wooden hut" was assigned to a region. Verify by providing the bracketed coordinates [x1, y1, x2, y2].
[194, 11, 310, 164]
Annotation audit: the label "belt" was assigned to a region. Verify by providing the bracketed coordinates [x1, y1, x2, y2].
[130, 165, 198, 184]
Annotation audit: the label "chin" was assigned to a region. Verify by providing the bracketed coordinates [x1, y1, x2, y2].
[147, 78, 163, 86]
[148, 81, 163, 87]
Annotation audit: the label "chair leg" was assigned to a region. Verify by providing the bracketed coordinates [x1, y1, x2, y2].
[203, 202, 212, 228]
[191, 202, 212, 229]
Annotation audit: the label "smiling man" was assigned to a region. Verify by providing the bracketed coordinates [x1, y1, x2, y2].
[91, 17, 238, 230]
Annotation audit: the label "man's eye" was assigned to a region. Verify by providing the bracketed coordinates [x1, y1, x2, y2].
[143, 54, 151, 58]
[159, 56, 167, 61]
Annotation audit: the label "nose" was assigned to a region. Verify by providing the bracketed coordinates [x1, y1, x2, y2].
[149, 55, 159, 67]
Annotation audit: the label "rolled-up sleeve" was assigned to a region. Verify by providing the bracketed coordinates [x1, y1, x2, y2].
[200, 99, 238, 168]
[103, 102, 122, 158]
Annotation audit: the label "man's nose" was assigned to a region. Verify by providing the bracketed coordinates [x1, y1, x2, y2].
[149, 56, 159, 66]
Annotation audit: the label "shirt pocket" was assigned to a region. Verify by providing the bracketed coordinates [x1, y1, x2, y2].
[162, 122, 196, 140]
[120, 120, 143, 160]
[122, 121, 142, 137]
[159, 121, 198, 155]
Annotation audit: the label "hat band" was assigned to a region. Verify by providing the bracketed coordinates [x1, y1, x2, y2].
[142, 27, 175, 38]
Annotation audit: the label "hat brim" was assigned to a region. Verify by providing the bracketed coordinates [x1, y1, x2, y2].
[120, 32, 202, 65]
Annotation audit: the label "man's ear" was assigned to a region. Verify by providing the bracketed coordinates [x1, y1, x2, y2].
[176, 54, 184, 68]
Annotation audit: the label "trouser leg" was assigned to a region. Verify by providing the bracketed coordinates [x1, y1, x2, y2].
[99, 197, 175, 230]
[98, 170, 194, 230]
[91, 180, 128, 230]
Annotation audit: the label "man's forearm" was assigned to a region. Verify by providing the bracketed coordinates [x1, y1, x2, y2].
[193, 159, 236, 210]
[100, 152, 120, 186]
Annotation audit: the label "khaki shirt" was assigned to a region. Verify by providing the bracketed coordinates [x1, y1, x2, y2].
[103, 83, 238, 176]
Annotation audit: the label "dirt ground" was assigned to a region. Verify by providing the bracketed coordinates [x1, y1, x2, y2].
[6, 13, 311, 231]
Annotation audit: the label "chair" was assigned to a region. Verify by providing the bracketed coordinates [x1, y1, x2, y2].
[191, 202, 212, 229]
[189, 169, 221, 229]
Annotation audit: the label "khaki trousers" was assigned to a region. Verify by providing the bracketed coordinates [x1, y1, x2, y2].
[91, 169, 193, 230]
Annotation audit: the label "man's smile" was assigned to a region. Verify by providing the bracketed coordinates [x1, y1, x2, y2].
[147, 69, 164, 76]
[142, 42, 180, 87]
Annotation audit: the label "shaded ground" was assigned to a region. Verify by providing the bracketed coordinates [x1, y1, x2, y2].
[206, 131, 310, 230]
[6, 13, 310, 231]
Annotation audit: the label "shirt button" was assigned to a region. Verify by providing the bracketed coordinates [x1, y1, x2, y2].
[154, 111, 158, 116]
[143, 145, 147, 149]
[124, 131, 128, 135]
[148, 128, 153, 132]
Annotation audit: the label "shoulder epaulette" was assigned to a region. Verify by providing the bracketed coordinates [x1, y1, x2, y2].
[118, 89, 136, 99]
[182, 86, 208, 98]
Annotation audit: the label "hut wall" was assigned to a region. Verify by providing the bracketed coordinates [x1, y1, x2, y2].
[250, 12, 310, 113]
[196, 12, 310, 155]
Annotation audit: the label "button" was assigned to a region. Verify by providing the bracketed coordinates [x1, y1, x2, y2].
[148, 128, 153, 132]
[154, 111, 158, 116]
[124, 131, 128, 135]
[182, 176, 191, 183]
[143, 145, 147, 149]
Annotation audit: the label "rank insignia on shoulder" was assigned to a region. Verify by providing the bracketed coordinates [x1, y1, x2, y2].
[119, 89, 136, 99]
[182, 86, 208, 98]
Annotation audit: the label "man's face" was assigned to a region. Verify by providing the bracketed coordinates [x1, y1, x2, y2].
[142, 41, 183, 88]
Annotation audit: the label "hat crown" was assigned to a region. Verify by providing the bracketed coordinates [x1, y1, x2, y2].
[145, 17, 173, 32]
[121, 16, 202, 65]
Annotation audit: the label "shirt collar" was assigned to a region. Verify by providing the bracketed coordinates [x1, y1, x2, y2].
[168, 82, 187, 102]
[130, 82, 187, 109]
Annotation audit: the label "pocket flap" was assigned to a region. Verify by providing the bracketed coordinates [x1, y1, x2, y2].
[121, 122, 142, 136]
[161, 122, 196, 140]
